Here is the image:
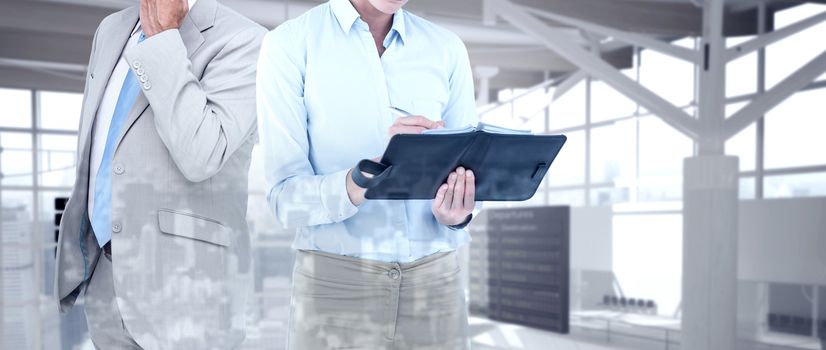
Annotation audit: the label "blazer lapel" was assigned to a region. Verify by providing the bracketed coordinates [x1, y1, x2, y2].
[77, 7, 140, 171]
[179, 15, 205, 58]
[181, 0, 218, 57]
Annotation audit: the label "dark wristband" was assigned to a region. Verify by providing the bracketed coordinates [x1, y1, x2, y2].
[448, 214, 473, 230]
[351, 159, 392, 189]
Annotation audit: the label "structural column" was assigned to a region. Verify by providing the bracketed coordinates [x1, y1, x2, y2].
[474, 66, 500, 106]
[682, 0, 739, 349]
[682, 156, 739, 350]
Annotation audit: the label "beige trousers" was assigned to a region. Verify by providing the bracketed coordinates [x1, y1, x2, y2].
[287, 250, 469, 350]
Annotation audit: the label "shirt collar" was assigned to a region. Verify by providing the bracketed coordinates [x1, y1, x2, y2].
[331, 0, 407, 45]
[391, 7, 406, 45]
[331, 0, 361, 33]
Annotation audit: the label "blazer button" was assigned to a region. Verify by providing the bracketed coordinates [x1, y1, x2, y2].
[143, 82, 151, 90]
[113, 164, 125, 175]
[136, 67, 145, 75]
[139, 75, 148, 83]
[112, 223, 122, 233]
[132, 61, 141, 69]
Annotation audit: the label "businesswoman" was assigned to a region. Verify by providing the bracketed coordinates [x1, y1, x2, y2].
[257, 0, 478, 348]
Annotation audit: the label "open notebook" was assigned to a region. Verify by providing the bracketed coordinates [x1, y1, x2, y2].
[422, 122, 533, 135]
[354, 122, 566, 201]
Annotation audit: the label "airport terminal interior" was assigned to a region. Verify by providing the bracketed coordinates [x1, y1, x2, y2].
[1, 0, 826, 349]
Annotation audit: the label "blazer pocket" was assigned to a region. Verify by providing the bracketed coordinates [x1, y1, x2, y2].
[157, 209, 231, 247]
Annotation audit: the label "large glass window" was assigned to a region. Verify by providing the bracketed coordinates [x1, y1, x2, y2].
[1, 89, 85, 350]
[639, 38, 695, 108]
[765, 172, 826, 198]
[513, 87, 553, 133]
[637, 116, 693, 202]
[477, 10, 826, 341]
[767, 3, 826, 89]
[0, 88, 32, 128]
[765, 88, 826, 169]
[39, 91, 82, 131]
[545, 130, 585, 186]
[590, 73, 637, 123]
[38, 134, 78, 187]
[546, 189, 585, 207]
[726, 36, 758, 98]
[1, 132, 33, 186]
[725, 102, 756, 172]
[590, 120, 636, 185]
[547, 81, 586, 130]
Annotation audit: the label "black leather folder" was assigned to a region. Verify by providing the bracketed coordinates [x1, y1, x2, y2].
[353, 125, 566, 201]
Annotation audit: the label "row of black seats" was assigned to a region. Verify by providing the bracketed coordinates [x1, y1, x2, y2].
[602, 295, 656, 310]
[768, 313, 826, 337]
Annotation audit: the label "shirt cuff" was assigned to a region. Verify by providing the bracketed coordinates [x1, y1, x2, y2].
[320, 169, 359, 223]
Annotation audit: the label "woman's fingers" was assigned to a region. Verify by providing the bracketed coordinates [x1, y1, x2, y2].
[463, 170, 475, 211]
[451, 167, 466, 210]
[395, 115, 440, 129]
[388, 125, 427, 137]
[443, 171, 457, 210]
[431, 168, 475, 226]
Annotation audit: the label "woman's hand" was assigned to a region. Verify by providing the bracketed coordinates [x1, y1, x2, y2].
[432, 166, 474, 226]
[387, 115, 444, 139]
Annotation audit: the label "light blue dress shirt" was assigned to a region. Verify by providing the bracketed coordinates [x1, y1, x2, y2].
[256, 0, 478, 262]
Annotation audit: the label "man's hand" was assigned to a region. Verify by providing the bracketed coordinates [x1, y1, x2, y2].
[140, 0, 189, 37]
[432, 166, 475, 226]
[387, 115, 444, 139]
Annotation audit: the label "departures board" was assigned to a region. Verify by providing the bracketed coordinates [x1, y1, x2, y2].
[485, 206, 570, 334]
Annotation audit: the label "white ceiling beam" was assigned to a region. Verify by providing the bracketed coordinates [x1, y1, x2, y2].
[490, 70, 546, 90]
[477, 76, 557, 115]
[723, 47, 826, 140]
[552, 70, 587, 100]
[486, 0, 700, 140]
[0, 57, 85, 73]
[437, 19, 548, 46]
[725, 10, 826, 63]
[467, 47, 578, 72]
[526, 6, 701, 64]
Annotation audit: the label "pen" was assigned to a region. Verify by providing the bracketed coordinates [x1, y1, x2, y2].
[388, 106, 445, 130]
[388, 106, 413, 118]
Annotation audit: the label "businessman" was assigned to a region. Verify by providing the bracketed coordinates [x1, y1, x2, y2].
[54, 0, 264, 348]
[257, 0, 477, 348]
